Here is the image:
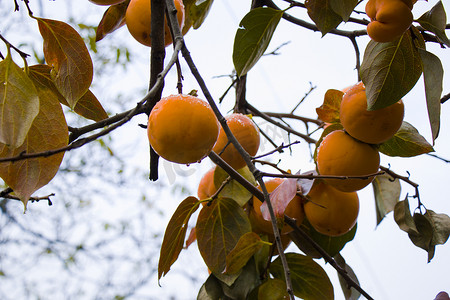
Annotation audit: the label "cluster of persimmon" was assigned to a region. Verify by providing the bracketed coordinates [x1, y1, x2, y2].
[91, 0, 405, 255]
[310, 82, 404, 235]
[365, 0, 417, 42]
[89, 0, 187, 47]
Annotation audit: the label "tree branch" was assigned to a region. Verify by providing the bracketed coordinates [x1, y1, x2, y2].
[0, 40, 184, 163]
[285, 216, 375, 300]
[148, 0, 167, 181]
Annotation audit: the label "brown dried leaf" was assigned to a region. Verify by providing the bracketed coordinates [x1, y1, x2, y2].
[0, 87, 68, 209]
[29, 64, 107, 122]
[95, 1, 129, 42]
[316, 89, 343, 123]
[37, 18, 93, 108]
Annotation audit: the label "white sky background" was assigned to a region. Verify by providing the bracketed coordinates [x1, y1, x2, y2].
[1, 0, 449, 299]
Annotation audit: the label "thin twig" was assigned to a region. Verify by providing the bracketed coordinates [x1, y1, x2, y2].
[263, 112, 322, 126]
[253, 141, 301, 160]
[440, 92, 450, 104]
[246, 102, 317, 144]
[260, 170, 384, 181]
[290, 83, 316, 114]
[379, 165, 421, 207]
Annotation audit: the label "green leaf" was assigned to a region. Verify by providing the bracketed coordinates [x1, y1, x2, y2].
[158, 196, 200, 280]
[305, 0, 343, 35]
[394, 198, 419, 235]
[196, 197, 252, 273]
[378, 121, 434, 157]
[408, 210, 450, 262]
[360, 28, 424, 110]
[0, 50, 39, 148]
[372, 173, 401, 226]
[292, 218, 356, 258]
[329, 0, 359, 22]
[225, 232, 264, 274]
[316, 89, 344, 123]
[197, 275, 224, 300]
[409, 212, 435, 261]
[427, 210, 450, 246]
[270, 253, 334, 300]
[418, 48, 443, 144]
[417, 1, 450, 47]
[214, 166, 256, 207]
[334, 254, 361, 300]
[186, 0, 214, 30]
[37, 18, 93, 108]
[257, 278, 289, 300]
[0, 85, 68, 208]
[233, 7, 283, 77]
[221, 258, 261, 300]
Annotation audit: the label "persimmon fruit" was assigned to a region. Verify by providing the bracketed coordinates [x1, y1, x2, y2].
[304, 181, 359, 237]
[316, 130, 380, 192]
[125, 0, 185, 47]
[365, 0, 413, 43]
[340, 82, 404, 144]
[249, 178, 304, 235]
[212, 113, 260, 170]
[197, 167, 217, 201]
[147, 94, 219, 164]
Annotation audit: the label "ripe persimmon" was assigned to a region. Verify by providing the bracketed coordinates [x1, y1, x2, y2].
[197, 167, 217, 201]
[340, 82, 404, 144]
[249, 178, 304, 235]
[212, 113, 260, 170]
[125, 0, 185, 47]
[316, 130, 380, 192]
[366, 0, 413, 43]
[147, 94, 219, 164]
[304, 181, 359, 237]
[89, 0, 126, 5]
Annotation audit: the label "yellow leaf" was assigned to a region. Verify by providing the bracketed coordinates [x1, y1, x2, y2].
[0, 85, 68, 209]
[0, 49, 39, 148]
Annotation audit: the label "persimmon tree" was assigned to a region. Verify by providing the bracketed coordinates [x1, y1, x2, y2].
[1, 0, 450, 299]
